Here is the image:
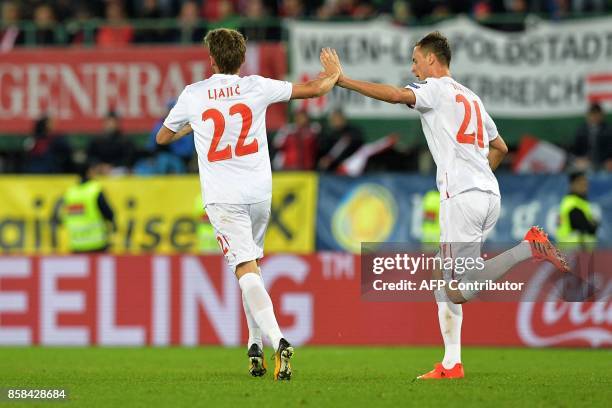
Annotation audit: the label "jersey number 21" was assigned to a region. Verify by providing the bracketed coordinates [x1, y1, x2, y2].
[455, 94, 484, 148]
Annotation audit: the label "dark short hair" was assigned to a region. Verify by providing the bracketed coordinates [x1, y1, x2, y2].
[415, 31, 451, 67]
[78, 159, 101, 180]
[588, 103, 603, 115]
[569, 169, 587, 183]
[203, 28, 246, 74]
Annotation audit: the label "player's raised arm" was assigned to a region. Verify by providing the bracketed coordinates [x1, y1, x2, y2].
[289, 47, 340, 99]
[156, 123, 192, 145]
[488, 134, 508, 171]
[290, 71, 339, 100]
[321, 48, 416, 105]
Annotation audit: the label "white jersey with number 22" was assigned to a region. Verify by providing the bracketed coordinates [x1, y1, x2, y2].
[164, 73, 293, 205]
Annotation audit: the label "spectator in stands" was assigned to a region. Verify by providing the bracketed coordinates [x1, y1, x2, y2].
[316, 1, 336, 19]
[318, 109, 364, 172]
[133, 144, 187, 175]
[326, 0, 377, 19]
[208, 0, 241, 30]
[77, 0, 107, 19]
[135, 0, 167, 43]
[392, 0, 412, 24]
[147, 99, 194, 166]
[24, 116, 74, 174]
[67, 4, 95, 45]
[33, 3, 57, 45]
[571, 103, 612, 171]
[53, 0, 80, 22]
[246, 1, 268, 20]
[203, 0, 230, 21]
[96, 0, 134, 48]
[87, 111, 136, 173]
[280, 0, 306, 18]
[407, 0, 437, 19]
[0, 1, 23, 52]
[138, 0, 163, 19]
[242, 0, 277, 41]
[472, 0, 500, 20]
[507, 0, 528, 13]
[480, 0, 527, 30]
[571, 0, 607, 12]
[273, 110, 320, 170]
[172, 0, 204, 43]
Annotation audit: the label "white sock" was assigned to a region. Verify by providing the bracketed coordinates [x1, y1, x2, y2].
[461, 241, 532, 300]
[238, 272, 283, 351]
[242, 292, 262, 350]
[434, 288, 462, 369]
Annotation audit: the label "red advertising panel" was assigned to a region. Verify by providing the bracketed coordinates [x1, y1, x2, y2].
[0, 254, 609, 347]
[0, 44, 287, 133]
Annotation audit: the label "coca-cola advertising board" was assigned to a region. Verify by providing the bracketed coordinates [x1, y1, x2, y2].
[0, 254, 610, 347]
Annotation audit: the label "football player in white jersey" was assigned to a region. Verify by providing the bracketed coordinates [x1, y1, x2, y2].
[320, 32, 569, 379]
[157, 28, 339, 381]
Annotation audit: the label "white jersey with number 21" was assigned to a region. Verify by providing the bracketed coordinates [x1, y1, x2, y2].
[408, 76, 500, 200]
[164, 73, 293, 205]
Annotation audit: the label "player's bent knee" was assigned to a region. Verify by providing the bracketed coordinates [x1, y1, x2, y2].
[445, 287, 467, 304]
[235, 260, 259, 279]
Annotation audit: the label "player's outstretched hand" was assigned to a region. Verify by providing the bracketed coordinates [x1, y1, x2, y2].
[320, 48, 344, 84]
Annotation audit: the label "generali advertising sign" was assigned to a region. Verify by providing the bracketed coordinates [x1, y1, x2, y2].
[0, 44, 287, 133]
[1, 254, 609, 347]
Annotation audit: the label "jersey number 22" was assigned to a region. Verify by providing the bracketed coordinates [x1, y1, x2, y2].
[202, 103, 258, 162]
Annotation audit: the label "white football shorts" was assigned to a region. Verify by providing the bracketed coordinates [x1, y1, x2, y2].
[204, 199, 271, 271]
[438, 189, 500, 282]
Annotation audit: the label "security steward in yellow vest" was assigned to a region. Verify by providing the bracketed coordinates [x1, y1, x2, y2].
[59, 161, 115, 253]
[421, 190, 441, 252]
[556, 170, 598, 251]
[194, 194, 219, 253]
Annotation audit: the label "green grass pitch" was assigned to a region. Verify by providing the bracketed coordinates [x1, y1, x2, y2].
[1, 346, 610, 407]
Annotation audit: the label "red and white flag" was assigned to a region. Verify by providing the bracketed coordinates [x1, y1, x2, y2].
[586, 73, 612, 103]
[513, 135, 566, 174]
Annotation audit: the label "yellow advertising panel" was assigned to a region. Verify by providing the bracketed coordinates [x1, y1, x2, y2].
[0, 176, 76, 254]
[0, 174, 317, 254]
[100, 176, 202, 254]
[266, 172, 318, 254]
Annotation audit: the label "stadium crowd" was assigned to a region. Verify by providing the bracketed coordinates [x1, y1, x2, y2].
[1, 0, 611, 49]
[2, 101, 610, 176]
[0, 0, 611, 175]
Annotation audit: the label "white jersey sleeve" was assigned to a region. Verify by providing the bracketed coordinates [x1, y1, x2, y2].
[163, 88, 191, 132]
[407, 80, 440, 113]
[255, 76, 293, 105]
[484, 109, 499, 141]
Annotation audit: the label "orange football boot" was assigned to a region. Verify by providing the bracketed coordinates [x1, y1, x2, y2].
[273, 338, 293, 381]
[524, 226, 570, 273]
[417, 363, 464, 379]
